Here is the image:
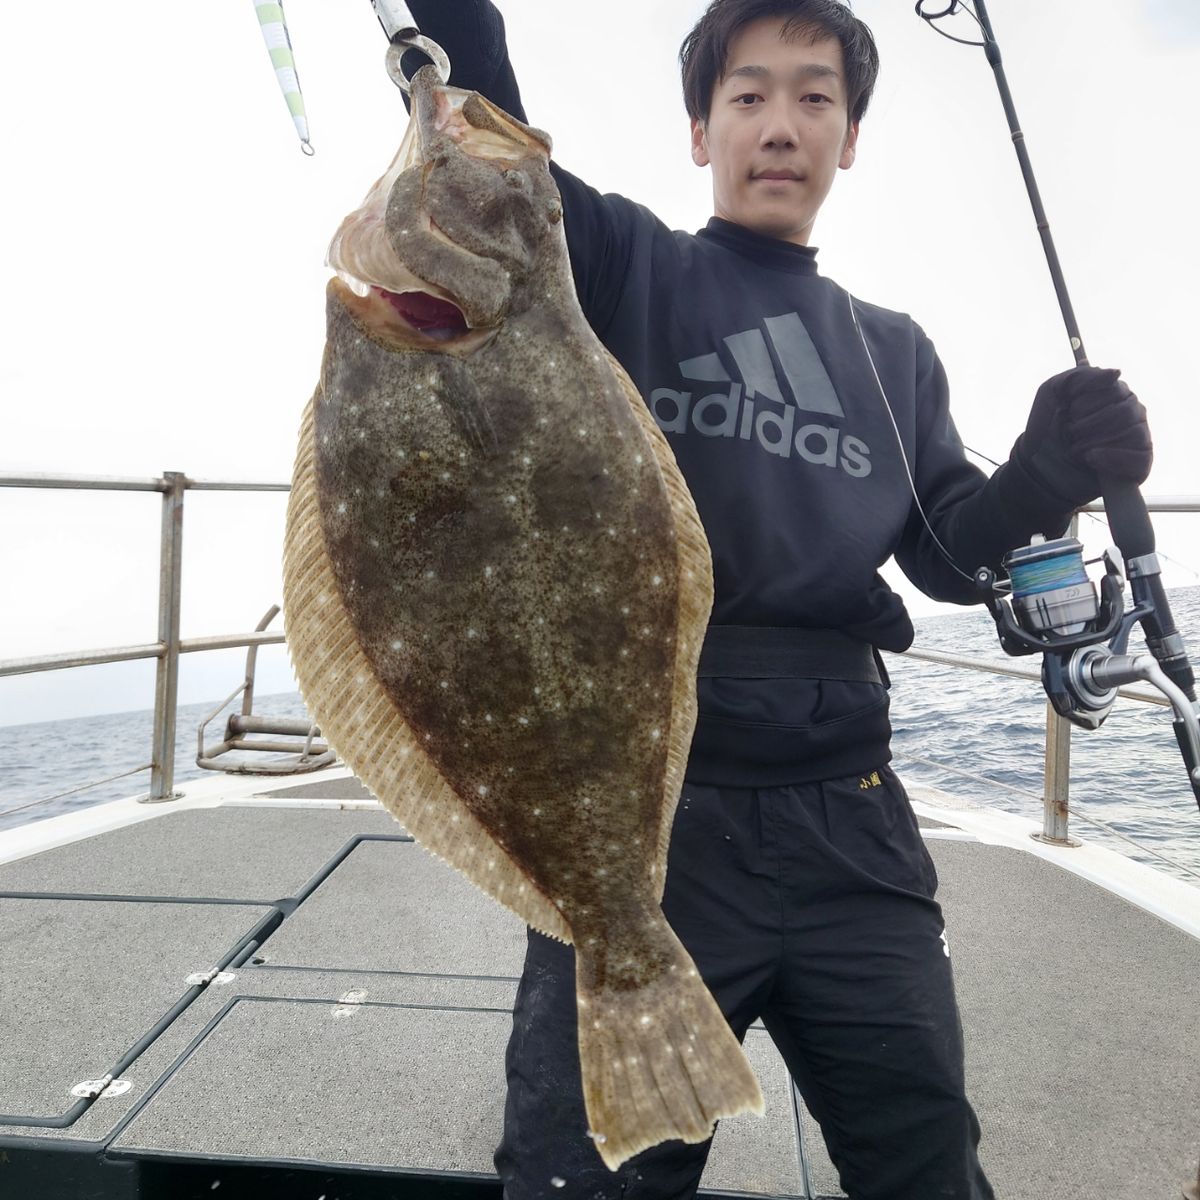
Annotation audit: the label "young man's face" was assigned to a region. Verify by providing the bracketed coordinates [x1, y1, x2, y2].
[691, 17, 859, 246]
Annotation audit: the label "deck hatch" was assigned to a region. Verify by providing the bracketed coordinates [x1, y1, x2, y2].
[251, 839, 529, 977]
[0, 898, 273, 1123]
[110, 996, 806, 1195]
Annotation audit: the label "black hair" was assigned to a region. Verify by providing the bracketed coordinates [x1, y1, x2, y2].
[680, 0, 880, 124]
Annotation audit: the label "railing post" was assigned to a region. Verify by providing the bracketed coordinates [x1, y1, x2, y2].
[1033, 512, 1082, 847]
[1035, 702, 1078, 846]
[148, 472, 186, 801]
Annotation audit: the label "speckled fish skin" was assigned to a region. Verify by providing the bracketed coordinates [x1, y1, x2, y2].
[283, 65, 762, 1168]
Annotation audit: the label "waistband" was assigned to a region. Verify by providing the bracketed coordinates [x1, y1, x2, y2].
[697, 625, 882, 685]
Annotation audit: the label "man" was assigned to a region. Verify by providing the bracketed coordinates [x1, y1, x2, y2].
[400, 3, 1152, 1198]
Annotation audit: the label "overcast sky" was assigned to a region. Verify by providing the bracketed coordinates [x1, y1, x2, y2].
[1, 0, 1198, 728]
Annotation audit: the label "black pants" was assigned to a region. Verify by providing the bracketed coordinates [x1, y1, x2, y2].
[494, 767, 995, 1200]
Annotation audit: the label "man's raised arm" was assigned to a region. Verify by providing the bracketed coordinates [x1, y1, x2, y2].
[403, 0, 527, 120]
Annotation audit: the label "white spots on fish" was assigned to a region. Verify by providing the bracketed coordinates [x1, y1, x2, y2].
[487, 860, 497, 870]
[439, 680, 449, 690]
[620, 648, 629, 658]
[477, 784, 488, 796]
[581, 797, 592, 807]
[639, 1015, 653, 1027]
[425, 570, 436, 580]
[620, 606, 631, 616]
[577, 428, 588, 439]
[518, 716, 529, 726]
[506, 495, 517, 505]
[595, 867, 607, 878]
[652, 575, 663, 587]
[592, 353, 600, 363]
[467, 628, 478, 639]
[584, 679, 594, 691]
[368, 536, 380, 549]
[356, 675, 365, 685]
[337, 502, 348, 515]
[484, 714, 493, 723]
[650, 728, 662, 740]
[442, 471, 451, 481]
[538, 417, 549, 427]
[607, 527, 617, 538]
[548, 359, 557, 368]
[532, 807, 541, 817]
[318, 594, 328, 606]
[551, 1178, 566, 1190]
[635, 454, 644, 465]
[522, 455, 532, 466]
[391, 639, 404, 651]
[641, 626, 653, 637]
[484, 566, 495, 579]
[533, 686, 542, 695]
[450, 812, 460, 822]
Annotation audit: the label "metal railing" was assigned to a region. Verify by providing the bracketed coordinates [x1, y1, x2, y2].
[0, 473, 289, 802]
[1, 473, 1197, 843]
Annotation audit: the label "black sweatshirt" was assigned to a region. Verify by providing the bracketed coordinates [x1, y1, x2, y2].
[400, 2, 1076, 784]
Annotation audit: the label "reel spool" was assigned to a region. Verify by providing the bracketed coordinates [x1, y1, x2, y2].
[1003, 536, 1097, 638]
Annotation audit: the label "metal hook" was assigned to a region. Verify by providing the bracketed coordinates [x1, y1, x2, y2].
[385, 34, 451, 95]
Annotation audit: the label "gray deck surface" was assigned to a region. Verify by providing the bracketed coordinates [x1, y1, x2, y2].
[1, 788, 1198, 1199]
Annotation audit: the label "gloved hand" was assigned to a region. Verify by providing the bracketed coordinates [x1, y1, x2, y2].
[1012, 365, 1153, 509]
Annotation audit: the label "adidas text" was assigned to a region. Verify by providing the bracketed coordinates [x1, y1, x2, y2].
[650, 382, 872, 477]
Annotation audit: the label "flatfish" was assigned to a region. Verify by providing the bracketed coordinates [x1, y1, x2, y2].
[282, 62, 763, 1168]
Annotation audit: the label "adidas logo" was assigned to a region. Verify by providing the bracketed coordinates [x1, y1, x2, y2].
[648, 311, 871, 477]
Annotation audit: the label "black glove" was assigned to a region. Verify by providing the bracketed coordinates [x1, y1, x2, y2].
[1012, 365, 1153, 509]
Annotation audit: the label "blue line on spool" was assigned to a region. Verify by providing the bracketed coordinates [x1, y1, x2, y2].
[1007, 542, 1088, 598]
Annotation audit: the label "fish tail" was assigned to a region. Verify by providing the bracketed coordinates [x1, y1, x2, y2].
[574, 917, 764, 1172]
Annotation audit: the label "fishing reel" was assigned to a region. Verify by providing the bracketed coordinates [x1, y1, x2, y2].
[976, 535, 1132, 730]
[977, 535, 1200, 800]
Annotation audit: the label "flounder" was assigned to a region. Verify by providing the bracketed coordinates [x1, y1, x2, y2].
[282, 63, 764, 1168]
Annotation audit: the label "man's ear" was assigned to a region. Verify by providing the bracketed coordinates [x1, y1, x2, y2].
[839, 120, 860, 170]
[690, 117, 710, 168]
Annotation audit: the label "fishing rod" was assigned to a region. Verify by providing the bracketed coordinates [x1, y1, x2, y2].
[916, 0, 1200, 810]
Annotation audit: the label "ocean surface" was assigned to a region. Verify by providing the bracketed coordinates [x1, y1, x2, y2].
[3, 586, 1199, 885]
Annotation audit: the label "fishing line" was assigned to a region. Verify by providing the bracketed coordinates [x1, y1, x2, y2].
[961, 446, 1200, 581]
[845, 290, 976, 584]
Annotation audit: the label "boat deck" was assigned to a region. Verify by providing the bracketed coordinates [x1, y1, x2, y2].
[1, 768, 1198, 1199]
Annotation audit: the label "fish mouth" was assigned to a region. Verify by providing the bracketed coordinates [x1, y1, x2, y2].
[331, 271, 497, 354]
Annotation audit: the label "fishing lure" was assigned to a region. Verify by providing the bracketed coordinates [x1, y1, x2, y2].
[253, 0, 313, 154]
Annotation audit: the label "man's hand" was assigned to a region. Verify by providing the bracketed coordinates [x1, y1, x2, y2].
[1013, 365, 1153, 508]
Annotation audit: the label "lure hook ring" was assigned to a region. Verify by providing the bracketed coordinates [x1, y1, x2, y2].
[386, 34, 451, 94]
